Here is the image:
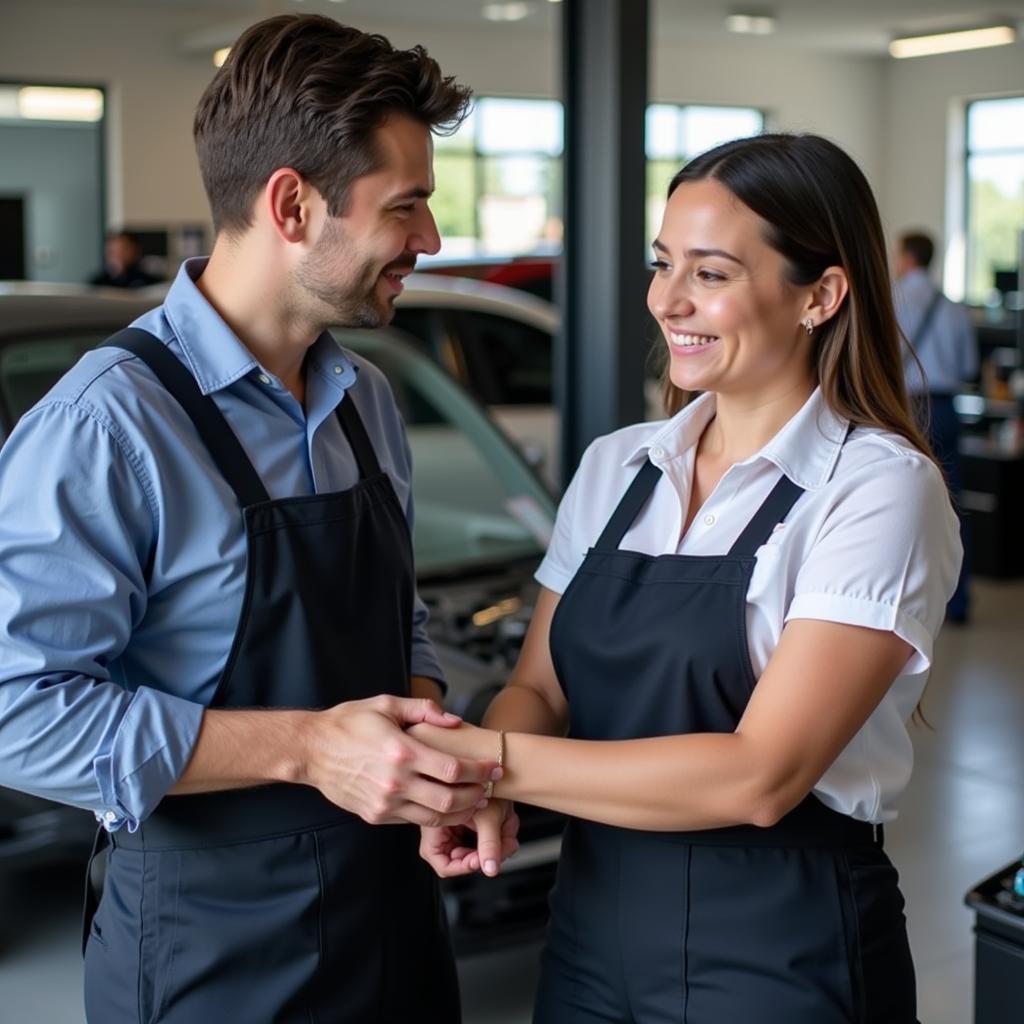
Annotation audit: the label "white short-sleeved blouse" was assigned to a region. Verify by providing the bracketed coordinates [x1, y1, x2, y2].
[536, 388, 962, 822]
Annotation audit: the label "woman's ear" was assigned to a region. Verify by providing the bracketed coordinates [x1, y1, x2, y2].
[804, 266, 849, 328]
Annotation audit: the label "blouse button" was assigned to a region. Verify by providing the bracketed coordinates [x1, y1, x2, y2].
[703, 513, 716, 526]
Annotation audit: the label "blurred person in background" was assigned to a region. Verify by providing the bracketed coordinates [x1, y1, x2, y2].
[896, 229, 977, 624]
[89, 229, 160, 288]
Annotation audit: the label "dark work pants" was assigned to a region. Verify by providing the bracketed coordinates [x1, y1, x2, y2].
[85, 821, 459, 1024]
[534, 821, 918, 1024]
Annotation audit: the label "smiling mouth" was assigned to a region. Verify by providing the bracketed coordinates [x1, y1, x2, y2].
[670, 332, 719, 348]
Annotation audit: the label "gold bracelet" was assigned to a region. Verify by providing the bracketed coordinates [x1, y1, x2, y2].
[483, 730, 506, 800]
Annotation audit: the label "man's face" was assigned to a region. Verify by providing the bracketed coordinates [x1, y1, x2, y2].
[106, 235, 139, 274]
[295, 113, 441, 328]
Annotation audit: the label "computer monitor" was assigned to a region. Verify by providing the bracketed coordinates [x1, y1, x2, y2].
[993, 268, 1019, 297]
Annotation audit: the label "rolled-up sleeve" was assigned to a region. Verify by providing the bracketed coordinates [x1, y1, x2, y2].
[0, 401, 204, 831]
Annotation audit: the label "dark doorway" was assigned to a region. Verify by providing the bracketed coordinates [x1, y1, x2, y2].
[0, 197, 27, 280]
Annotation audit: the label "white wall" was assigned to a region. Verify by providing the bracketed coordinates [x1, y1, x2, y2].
[652, 36, 887, 194]
[881, 41, 1024, 289]
[0, 1, 1020, 267]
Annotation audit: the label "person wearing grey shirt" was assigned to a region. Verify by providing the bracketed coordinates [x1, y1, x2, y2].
[895, 229, 977, 623]
[0, 14, 499, 1022]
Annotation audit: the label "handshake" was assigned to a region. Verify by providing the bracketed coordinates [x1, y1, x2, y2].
[302, 693, 518, 878]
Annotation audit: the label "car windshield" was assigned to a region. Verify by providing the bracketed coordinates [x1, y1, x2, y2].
[336, 328, 555, 575]
[0, 318, 556, 577]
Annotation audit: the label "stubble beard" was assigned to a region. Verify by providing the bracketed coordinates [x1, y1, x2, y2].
[294, 218, 394, 329]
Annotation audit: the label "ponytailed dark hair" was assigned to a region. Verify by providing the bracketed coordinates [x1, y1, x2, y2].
[661, 133, 932, 460]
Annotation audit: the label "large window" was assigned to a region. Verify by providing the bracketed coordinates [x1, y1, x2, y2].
[431, 98, 764, 257]
[965, 96, 1024, 305]
[433, 98, 564, 259]
[645, 104, 765, 240]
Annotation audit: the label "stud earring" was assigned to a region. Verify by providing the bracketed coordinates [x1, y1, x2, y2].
[803, 318, 815, 335]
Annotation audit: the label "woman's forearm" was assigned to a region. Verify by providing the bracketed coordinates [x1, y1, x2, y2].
[481, 681, 567, 737]
[409, 722, 784, 831]
[498, 730, 778, 830]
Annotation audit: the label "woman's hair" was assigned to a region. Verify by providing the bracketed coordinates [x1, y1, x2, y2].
[194, 14, 472, 236]
[659, 132, 932, 458]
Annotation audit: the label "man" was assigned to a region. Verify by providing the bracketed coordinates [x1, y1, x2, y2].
[0, 15, 497, 1022]
[89, 229, 161, 288]
[895, 229, 978, 623]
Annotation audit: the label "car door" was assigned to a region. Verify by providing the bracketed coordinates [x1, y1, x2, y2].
[440, 306, 560, 490]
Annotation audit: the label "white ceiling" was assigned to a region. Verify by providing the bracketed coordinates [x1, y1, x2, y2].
[23, 0, 1024, 56]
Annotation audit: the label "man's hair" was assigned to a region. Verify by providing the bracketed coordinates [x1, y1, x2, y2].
[899, 231, 935, 270]
[193, 14, 472, 235]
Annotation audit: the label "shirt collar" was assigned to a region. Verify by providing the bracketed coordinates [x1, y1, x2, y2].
[159, 257, 357, 395]
[624, 387, 849, 491]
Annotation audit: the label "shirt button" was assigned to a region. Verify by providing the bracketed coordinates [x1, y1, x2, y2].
[258, 374, 271, 385]
[334, 365, 343, 375]
[703, 513, 716, 526]
[103, 810, 117, 823]
[650, 446, 665, 459]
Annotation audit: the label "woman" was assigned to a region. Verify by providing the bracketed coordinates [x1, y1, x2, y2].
[414, 133, 960, 1023]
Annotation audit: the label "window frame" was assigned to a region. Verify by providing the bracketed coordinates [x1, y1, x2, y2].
[434, 96, 766, 257]
[962, 94, 1024, 305]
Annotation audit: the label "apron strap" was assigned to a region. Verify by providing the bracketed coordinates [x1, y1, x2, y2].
[101, 329, 270, 508]
[727, 474, 805, 558]
[335, 392, 383, 478]
[593, 459, 662, 552]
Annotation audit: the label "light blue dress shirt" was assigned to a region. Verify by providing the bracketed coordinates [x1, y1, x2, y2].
[0, 259, 444, 832]
[896, 267, 978, 396]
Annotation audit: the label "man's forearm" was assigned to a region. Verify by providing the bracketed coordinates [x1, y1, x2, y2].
[169, 708, 312, 795]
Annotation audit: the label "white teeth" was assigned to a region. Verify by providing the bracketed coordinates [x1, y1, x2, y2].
[670, 332, 718, 347]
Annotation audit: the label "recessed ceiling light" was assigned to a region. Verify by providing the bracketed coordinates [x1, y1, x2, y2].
[17, 86, 104, 122]
[482, 2, 533, 22]
[725, 12, 776, 35]
[889, 24, 1016, 59]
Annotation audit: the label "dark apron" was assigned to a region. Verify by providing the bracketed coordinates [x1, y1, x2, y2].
[535, 454, 918, 1024]
[82, 329, 459, 1024]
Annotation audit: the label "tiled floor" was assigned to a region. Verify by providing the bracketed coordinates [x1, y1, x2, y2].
[2, 578, 1022, 1023]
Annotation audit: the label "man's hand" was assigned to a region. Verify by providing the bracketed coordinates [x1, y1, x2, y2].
[299, 695, 498, 827]
[420, 800, 520, 878]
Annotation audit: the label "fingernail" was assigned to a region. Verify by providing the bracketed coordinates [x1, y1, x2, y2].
[476, 799, 488, 809]
[442, 712, 461, 720]
[484, 859, 498, 876]
[490, 767, 504, 781]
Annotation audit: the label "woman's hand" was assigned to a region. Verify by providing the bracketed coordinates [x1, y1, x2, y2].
[420, 799, 520, 878]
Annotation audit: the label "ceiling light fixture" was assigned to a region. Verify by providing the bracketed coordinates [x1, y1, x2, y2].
[889, 24, 1016, 59]
[17, 86, 104, 122]
[482, 2, 533, 22]
[725, 12, 776, 35]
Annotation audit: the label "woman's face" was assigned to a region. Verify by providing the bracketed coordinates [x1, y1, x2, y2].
[647, 177, 816, 402]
